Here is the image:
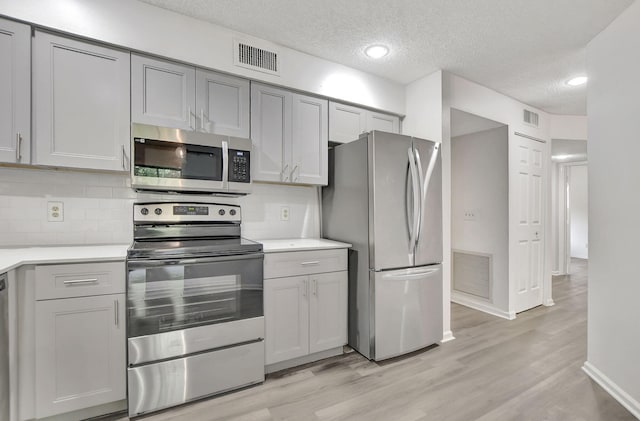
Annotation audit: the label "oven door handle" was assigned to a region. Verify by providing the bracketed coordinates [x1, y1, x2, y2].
[127, 253, 264, 268]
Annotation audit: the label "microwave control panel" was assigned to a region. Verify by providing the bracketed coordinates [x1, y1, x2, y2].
[229, 150, 250, 183]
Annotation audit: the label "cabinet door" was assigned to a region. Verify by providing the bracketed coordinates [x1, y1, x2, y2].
[264, 276, 309, 364]
[329, 101, 366, 143]
[251, 83, 291, 183]
[33, 31, 130, 171]
[309, 271, 348, 353]
[131, 54, 196, 130]
[367, 111, 400, 134]
[35, 294, 126, 418]
[196, 69, 250, 137]
[291, 94, 328, 185]
[0, 18, 30, 164]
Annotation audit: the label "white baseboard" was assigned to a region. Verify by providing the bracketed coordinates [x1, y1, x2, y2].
[452, 292, 516, 320]
[551, 270, 561, 276]
[582, 361, 640, 419]
[441, 330, 455, 343]
[544, 298, 555, 307]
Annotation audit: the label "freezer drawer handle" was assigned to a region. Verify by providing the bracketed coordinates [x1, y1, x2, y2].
[63, 278, 99, 285]
[382, 268, 439, 280]
[300, 261, 320, 266]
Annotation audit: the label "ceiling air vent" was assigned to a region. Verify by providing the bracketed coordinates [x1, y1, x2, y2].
[523, 109, 539, 127]
[234, 39, 280, 76]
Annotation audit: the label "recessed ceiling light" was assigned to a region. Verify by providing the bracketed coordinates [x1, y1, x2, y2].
[566, 76, 588, 86]
[365, 45, 389, 59]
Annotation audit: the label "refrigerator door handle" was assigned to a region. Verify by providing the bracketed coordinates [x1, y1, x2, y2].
[407, 147, 420, 257]
[413, 147, 424, 250]
[415, 142, 440, 252]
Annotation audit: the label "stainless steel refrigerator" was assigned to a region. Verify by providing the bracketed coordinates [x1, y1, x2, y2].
[322, 131, 443, 361]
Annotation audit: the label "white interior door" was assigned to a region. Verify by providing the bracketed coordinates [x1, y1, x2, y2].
[513, 135, 546, 312]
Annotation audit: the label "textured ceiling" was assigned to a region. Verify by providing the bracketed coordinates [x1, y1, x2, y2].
[138, 0, 634, 115]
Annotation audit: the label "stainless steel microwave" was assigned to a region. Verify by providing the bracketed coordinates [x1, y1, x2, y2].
[130, 123, 251, 195]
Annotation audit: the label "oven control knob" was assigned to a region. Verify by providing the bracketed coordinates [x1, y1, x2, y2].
[218, 209, 226, 216]
[154, 208, 162, 215]
[230, 209, 237, 216]
[140, 207, 149, 215]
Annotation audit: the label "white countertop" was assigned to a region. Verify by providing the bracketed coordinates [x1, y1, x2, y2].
[258, 238, 351, 253]
[0, 244, 129, 273]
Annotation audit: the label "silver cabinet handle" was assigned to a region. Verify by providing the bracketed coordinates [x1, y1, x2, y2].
[301, 261, 320, 266]
[63, 278, 99, 285]
[114, 299, 119, 327]
[312, 279, 317, 296]
[281, 164, 289, 182]
[303, 279, 308, 298]
[16, 132, 22, 162]
[200, 109, 206, 132]
[122, 145, 129, 170]
[290, 164, 299, 182]
[188, 106, 194, 130]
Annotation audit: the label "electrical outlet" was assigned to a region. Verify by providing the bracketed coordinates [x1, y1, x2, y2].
[48, 201, 64, 222]
[464, 209, 477, 221]
[280, 206, 290, 221]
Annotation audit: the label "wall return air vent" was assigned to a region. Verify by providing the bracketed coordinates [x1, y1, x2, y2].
[523, 109, 540, 127]
[234, 40, 280, 76]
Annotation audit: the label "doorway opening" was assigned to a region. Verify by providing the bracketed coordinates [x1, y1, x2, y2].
[450, 109, 510, 318]
[551, 139, 588, 276]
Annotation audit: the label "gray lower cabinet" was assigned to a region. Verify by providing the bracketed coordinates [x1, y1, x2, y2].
[30, 261, 126, 419]
[131, 54, 250, 137]
[33, 30, 130, 171]
[35, 294, 126, 419]
[0, 17, 30, 164]
[264, 249, 348, 368]
[329, 101, 400, 143]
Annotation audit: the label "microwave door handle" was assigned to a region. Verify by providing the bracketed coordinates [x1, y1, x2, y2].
[222, 140, 229, 188]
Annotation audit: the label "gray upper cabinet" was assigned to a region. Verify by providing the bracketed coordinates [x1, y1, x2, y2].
[328, 102, 366, 143]
[251, 83, 291, 183]
[291, 93, 328, 185]
[367, 110, 400, 133]
[33, 31, 131, 171]
[131, 54, 196, 130]
[196, 69, 250, 138]
[0, 18, 30, 164]
[251, 83, 328, 186]
[132, 55, 250, 137]
[329, 101, 400, 143]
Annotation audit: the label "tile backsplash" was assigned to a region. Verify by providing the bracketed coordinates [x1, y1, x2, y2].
[0, 166, 320, 247]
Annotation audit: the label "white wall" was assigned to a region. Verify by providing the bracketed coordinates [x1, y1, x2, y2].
[443, 72, 554, 313]
[550, 114, 588, 140]
[451, 126, 509, 312]
[584, 1, 640, 416]
[0, 167, 319, 247]
[0, 0, 405, 114]
[569, 165, 588, 259]
[403, 71, 454, 341]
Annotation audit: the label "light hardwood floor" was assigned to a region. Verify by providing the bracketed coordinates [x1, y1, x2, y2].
[121, 259, 635, 421]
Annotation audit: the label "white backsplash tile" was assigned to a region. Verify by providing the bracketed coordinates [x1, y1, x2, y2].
[0, 167, 321, 247]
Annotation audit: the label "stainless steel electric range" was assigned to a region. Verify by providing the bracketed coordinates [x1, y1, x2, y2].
[126, 202, 264, 417]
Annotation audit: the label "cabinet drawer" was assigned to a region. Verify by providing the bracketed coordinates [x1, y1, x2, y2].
[35, 261, 125, 300]
[264, 249, 347, 279]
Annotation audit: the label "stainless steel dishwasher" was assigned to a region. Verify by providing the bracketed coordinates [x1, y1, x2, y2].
[0, 273, 9, 421]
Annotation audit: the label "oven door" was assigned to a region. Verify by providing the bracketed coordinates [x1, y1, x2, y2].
[126, 253, 263, 340]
